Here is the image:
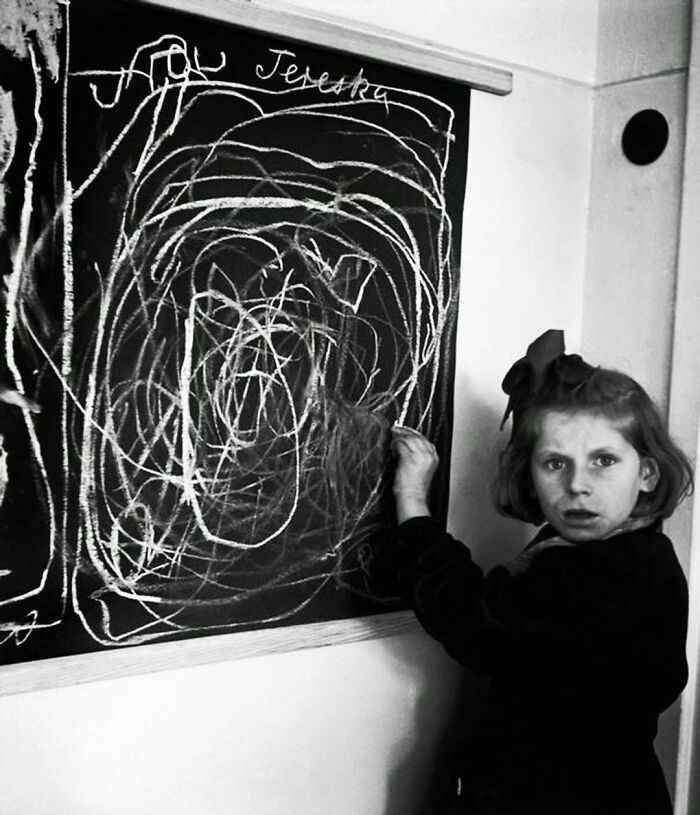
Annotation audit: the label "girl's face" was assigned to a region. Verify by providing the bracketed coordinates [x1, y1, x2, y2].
[530, 409, 659, 542]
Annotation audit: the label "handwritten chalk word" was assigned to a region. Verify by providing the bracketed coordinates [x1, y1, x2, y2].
[72, 35, 226, 111]
[255, 49, 389, 110]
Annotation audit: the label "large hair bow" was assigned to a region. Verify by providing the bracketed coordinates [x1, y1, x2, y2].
[500, 329, 594, 430]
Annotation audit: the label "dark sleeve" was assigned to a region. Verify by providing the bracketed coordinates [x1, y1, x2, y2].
[490, 528, 688, 714]
[643, 545, 689, 712]
[395, 516, 517, 673]
[396, 519, 689, 710]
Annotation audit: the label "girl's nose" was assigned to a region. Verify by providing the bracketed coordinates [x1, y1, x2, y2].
[567, 465, 592, 495]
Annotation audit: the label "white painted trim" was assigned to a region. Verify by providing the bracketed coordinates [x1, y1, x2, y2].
[675, 431, 700, 814]
[135, 0, 513, 94]
[670, 2, 700, 812]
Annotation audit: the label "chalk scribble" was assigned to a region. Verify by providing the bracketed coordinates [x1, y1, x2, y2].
[0, 0, 465, 654]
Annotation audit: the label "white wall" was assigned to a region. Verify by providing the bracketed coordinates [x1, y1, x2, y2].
[0, 2, 693, 813]
[0, 633, 473, 815]
[449, 70, 593, 569]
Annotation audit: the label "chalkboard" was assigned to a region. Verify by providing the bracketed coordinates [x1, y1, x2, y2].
[0, 0, 471, 670]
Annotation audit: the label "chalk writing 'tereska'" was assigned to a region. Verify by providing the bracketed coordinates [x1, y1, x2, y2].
[255, 48, 389, 109]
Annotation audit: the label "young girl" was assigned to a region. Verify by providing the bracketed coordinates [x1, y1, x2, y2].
[390, 329, 692, 815]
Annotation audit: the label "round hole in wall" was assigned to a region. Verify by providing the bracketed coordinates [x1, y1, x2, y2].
[621, 109, 669, 165]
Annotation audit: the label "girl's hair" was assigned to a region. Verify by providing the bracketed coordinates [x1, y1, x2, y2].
[493, 366, 694, 525]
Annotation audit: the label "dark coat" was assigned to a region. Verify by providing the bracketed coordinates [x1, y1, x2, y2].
[395, 518, 689, 815]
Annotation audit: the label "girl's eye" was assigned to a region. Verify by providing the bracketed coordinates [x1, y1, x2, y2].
[544, 458, 566, 471]
[594, 454, 618, 467]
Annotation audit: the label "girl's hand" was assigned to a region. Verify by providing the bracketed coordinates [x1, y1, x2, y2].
[390, 425, 439, 524]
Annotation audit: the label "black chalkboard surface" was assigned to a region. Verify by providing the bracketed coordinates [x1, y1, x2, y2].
[0, 0, 469, 666]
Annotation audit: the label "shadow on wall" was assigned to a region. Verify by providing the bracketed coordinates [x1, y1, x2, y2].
[448, 386, 533, 571]
[379, 391, 531, 814]
[380, 631, 490, 815]
[657, 699, 683, 806]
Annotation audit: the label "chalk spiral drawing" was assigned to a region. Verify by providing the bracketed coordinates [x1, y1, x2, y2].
[0, 0, 466, 654]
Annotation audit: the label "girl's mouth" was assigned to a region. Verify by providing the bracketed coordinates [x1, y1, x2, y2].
[563, 509, 598, 525]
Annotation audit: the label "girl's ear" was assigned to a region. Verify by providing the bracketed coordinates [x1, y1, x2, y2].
[639, 457, 660, 493]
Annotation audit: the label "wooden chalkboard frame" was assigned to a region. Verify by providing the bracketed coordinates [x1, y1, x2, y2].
[136, 0, 513, 95]
[0, 610, 421, 695]
[0, 0, 509, 696]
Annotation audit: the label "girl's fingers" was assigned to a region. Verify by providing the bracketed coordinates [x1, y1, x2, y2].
[391, 434, 430, 455]
[390, 426, 433, 447]
[391, 424, 425, 438]
[390, 428, 438, 468]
